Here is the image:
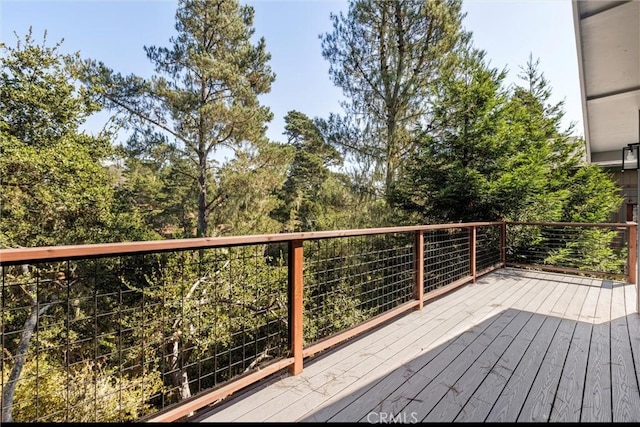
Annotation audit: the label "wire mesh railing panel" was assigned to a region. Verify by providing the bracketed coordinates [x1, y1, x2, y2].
[3, 220, 630, 422]
[476, 225, 502, 272]
[1, 245, 289, 422]
[506, 224, 628, 276]
[303, 233, 415, 345]
[423, 228, 471, 294]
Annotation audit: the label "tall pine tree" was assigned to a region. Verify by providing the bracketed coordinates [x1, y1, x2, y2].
[80, 0, 276, 237]
[394, 52, 621, 225]
[393, 48, 507, 222]
[321, 0, 466, 197]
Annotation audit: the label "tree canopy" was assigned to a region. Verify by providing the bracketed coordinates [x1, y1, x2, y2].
[79, 0, 277, 238]
[321, 0, 467, 197]
[0, 30, 149, 249]
[393, 52, 621, 224]
[0, 1, 624, 422]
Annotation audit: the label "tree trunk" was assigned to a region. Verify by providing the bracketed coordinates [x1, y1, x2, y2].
[1, 275, 51, 423]
[385, 155, 396, 199]
[385, 115, 398, 199]
[166, 339, 192, 401]
[197, 152, 208, 238]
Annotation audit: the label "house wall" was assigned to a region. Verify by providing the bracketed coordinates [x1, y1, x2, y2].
[607, 168, 638, 223]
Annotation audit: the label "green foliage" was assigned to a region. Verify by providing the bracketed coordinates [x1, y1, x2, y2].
[564, 228, 626, 273]
[562, 163, 622, 223]
[394, 52, 622, 225]
[393, 48, 507, 222]
[0, 31, 162, 422]
[214, 142, 291, 235]
[79, 0, 277, 238]
[0, 30, 100, 146]
[303, 277, 371, 343]
[119, 247, 289, 401]
[302, 233, 415, 344]
[273, 111, 350, 232]
[114, 141, 199, 238]
[0, 30, 123, 248]
[3, 355, 163, 422]
[321, 0, 467, 196]
[507, 225, 627, 275]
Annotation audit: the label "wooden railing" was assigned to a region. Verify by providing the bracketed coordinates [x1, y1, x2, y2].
[0, 221, 635, 422]
[505, 222, 635, 284]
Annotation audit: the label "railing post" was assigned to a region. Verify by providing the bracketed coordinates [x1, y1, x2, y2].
[500, 222, 507, 267]
[627, 223, 638, 313]
[288, 239, 304, 375]
[471, 226, 477, 283]
[629, 223, 637, 286]
[414, 230, 424, 310]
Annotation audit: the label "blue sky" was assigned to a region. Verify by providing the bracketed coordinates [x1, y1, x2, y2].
[1, 0, 582, 145]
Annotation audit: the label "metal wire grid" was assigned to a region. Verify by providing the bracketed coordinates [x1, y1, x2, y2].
[423, 228, 471, 294]
[476, 225, 502, 272]
[506, 224, 628, 275]
[1, 245, 289, 422]
[5, 222, 624, 422]
[303, 233, 415, 345]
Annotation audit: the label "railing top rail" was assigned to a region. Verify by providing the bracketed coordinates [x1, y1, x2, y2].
[506, 221, 636, 228]
[0, 222, 503, 265]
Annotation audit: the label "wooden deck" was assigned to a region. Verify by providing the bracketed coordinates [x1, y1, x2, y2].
[194, 268, 640, 423]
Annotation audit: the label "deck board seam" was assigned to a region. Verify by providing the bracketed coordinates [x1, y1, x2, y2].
[580, 286, 601, 422]
[434, 278, 571, 422]
[321, 275, 540, 422]
[388, 309, 521, 422]
[419, 310, 526, 421]
[483, 279, 568, 421]
[516, 281, 581, 422]
[547, 280, 592, 420]
[626, 286, 640, 419]
[427, 310, 535, 422]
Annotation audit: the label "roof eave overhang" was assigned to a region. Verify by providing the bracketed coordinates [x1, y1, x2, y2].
[573, 0, 640, 168]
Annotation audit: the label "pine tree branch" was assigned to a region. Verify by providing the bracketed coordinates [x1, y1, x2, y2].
[102, 93, 192, 147]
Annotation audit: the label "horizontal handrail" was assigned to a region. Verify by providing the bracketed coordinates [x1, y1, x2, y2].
[0, 221, 634, 422]
[0, 222, 502, 265]
[507, 221, 636, 228]
[505, 222, 634, 283]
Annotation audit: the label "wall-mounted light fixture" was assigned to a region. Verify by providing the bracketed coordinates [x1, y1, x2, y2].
[621, 111, 640, 312]
[622, 143, 640, 171]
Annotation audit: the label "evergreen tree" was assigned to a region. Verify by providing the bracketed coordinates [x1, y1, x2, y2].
[273, 111, 344, 232]
[393, 48, 507, 222]
[80, 0, 276, 238]
[115, 139, 200, 238]
[76, 0, 287, 401]
[0, 31, 156, 422]
[0, 31, 115, 248]
[495, 55, 620, 223]
[321, 0, 466, 197]
[395, 52, 621, 225]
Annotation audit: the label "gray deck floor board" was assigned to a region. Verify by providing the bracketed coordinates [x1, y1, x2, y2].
[423, 310, 532, 422]
[483, 278, 574, 422]
[331, 275, 544, 423]
[610, 282, 640, 422]
[582, 284, 611, 422]
[303, 274, 537, 423]
[194, 268, 640, 423]
[205, 268, 501, 422]
[516, 279, 581, 422]
[550, 321, 591, 422]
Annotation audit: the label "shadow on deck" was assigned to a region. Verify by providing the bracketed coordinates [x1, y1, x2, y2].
[193, 269, 640, 423]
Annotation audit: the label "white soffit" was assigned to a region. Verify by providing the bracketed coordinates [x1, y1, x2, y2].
[573, 0, 640, 164]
